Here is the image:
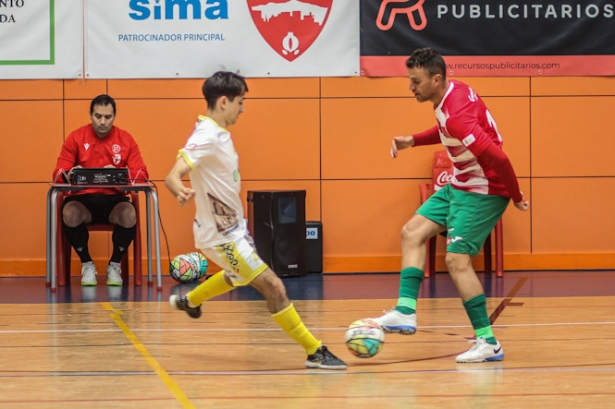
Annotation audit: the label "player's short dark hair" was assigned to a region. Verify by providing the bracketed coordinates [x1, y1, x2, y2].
[202, 71, 248, 109]
[90, 94, 116, 115]
[406, 48, 446, 80]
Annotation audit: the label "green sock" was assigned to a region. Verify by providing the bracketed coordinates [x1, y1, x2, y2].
[394, 267, 424, 315]
[463, 294, 497, 345]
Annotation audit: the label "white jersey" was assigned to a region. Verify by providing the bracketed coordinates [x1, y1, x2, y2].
[178, 116, 246, 248]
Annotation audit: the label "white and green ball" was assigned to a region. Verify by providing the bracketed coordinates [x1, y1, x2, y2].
[345, 319, 385, 358]
[186, 251, 209, 278]
[169, 254, 200, 283]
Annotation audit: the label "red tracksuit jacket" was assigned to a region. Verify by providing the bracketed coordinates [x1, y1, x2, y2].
[52, 124, 149, 196]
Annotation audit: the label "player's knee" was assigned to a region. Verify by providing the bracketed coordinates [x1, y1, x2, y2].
[401, 223, 422, 247]
[265, 274, 289, 305]
[62, 204, 86, 226]
[445, 252, 472, 274]
[113, 203, 136, 227]
[269, 276, 288, 298]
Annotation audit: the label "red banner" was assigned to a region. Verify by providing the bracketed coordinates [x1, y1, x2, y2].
[361, 55, 615, 77]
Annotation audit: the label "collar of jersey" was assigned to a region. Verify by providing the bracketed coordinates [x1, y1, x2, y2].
[197, 115, 228, 132]
[436, 81, 456, 110]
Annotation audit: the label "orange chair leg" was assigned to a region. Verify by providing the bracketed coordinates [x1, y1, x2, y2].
[56, 222, 67, 287]
[424, 236, 437, 278]
[483, 232, 492, 274]
[424, 239, 431, 278]
[63, 234, 72, 285]
[133, 221, 142, 287]
[495, 219, 504, 277]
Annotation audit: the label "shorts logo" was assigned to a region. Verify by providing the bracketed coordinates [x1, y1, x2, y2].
[376, 0, 427, 31]
[221, 242, 240, 269]
[248, 0, 332, 62]
[447, 236, 463, 245]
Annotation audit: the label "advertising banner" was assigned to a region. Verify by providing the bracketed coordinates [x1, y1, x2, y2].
[0, 0, 83, 79]
[86, 0, 359, 78]
[361, 0, 615, 76]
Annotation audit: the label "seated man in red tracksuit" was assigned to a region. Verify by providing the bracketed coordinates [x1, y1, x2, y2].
[52, 94, 148, 286]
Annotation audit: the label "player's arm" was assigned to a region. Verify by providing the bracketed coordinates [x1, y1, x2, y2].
[53, 134, 79, 183]
[391, 125, 439, 158]
[479, 144, 528, 210]
[165, 154, 195, 206]
[447, 115, 528, 211]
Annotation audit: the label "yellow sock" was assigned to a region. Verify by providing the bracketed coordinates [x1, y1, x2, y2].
[187, 271, 234, 307]
[272, 303, 321, 355]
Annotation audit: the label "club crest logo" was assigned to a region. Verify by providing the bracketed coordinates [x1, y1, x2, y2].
[247, 0, 332, 62]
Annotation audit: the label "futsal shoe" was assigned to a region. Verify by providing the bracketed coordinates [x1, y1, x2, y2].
[169, 295, 202, 319]
[456, 337, 505, 363]
[371, 309, 417, 334]
[106, 263, 123, 286]
[305, 345, 348, 370]
[81, 262, 97, 286]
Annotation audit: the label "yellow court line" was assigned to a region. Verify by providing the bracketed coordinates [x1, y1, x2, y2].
[102, 302, 197, 409]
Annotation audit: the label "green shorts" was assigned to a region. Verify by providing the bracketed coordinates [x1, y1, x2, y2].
[416, 184, 509, 257]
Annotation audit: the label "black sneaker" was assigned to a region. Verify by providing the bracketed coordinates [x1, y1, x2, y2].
[306, 345, 348, 370]
[169, 295, 202, 319]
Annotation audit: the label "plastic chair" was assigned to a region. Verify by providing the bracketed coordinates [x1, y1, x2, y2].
[420, 150, 504, 278]
[55, 191, 143, 286]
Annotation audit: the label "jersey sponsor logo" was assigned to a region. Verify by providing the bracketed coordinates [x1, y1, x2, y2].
[128, 0, 229, 21]
[461, 134, 476, 147]
[435, 170, 453, 187]
[376, 0, 427, 31]
[113, 154, 122, 165]
[112, 144, 121, 153]
[248, 0, 332, 62]
[208, 193, 239, 233]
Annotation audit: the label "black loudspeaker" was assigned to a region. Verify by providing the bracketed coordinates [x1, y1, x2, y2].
[306, 221, 323, 273]
[247, 190, 307, 277]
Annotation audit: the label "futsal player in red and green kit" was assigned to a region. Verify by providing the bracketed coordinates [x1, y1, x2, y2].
[372, 48, 530, 363]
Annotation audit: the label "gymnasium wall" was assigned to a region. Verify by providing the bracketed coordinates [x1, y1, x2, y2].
[1, 76, 614, 276]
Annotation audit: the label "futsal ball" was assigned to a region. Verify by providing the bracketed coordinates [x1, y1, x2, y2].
[169, 254, 199, 283]
[186, 251, 209, 278]
[345, 319, 385, 358]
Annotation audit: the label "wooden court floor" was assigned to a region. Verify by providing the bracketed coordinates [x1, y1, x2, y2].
[1, 272, 615, 408]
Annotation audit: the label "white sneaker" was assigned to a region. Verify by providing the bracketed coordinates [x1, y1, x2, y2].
[106, 263, 123, 286]
[456, 337, 504, 363]
[81, 262, 97, 286]
[371, 309, 417, 334]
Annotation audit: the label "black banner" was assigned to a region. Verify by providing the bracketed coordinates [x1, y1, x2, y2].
[360, 0, 615, 76]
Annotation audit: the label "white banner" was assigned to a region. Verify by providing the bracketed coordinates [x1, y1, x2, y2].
[85, 0, 359, 78]
[0, 0, 83, 79]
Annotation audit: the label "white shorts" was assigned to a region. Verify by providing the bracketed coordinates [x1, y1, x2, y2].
[201, 234, 267, 286]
